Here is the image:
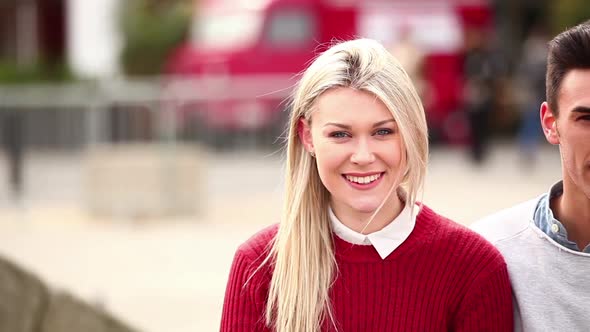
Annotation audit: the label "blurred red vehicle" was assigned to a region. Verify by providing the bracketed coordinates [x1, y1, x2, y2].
[165, 0, 492, 144]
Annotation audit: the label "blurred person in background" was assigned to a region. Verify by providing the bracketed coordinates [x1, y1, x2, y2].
[516, 24, 550, 167]
[2, 110, 24, 200]
[463, 27, 496, 164]
[220, 39, 513, 331]
[472, 20, 590, 331]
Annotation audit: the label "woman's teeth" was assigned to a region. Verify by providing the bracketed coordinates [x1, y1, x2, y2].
[345, 173, 381, 184]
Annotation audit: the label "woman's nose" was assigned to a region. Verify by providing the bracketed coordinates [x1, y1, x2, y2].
[350, 139, 375, 165]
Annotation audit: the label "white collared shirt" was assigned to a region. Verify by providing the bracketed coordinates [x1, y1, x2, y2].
[329, 204, 417, 260]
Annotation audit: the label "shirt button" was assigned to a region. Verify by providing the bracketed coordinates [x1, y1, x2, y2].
[551, 224, 559, 233]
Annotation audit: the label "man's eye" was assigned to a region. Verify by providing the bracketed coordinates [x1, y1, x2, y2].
[330, 131, 350, 138]
[578, 115, 590, 121]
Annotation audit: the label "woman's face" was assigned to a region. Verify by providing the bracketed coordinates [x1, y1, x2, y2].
[301, 87, 404, 223]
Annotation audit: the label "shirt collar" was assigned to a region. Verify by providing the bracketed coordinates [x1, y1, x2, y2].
[533, 181, 590, 252]
[329, 204, 417, 259]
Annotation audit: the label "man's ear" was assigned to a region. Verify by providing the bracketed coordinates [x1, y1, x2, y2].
[298, 118, 314, 153]
[541, 102, 559, 145]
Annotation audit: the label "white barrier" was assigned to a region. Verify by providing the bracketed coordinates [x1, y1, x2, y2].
[84, 143, 206, 219]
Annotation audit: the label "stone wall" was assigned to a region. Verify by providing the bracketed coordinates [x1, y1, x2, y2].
[0, 255, 138, 332]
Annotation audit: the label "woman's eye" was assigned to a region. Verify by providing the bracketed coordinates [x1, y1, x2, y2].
[374, 128, 393, 136]
[330, 131, 350, 138]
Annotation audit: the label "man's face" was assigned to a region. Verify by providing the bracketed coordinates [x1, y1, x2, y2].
[542, 69, 590, 199]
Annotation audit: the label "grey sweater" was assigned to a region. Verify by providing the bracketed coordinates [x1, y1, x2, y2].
[472, 198, 590, 332]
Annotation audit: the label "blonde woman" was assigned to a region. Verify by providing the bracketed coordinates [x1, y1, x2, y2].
[220, 39, 513, 331]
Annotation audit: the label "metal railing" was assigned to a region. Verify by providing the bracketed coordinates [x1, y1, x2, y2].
[0, 75, 295, 202]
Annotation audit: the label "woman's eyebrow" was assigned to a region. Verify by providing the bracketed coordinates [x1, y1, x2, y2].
[323, 119, 395, 130]
[323, 122, 351, 130]
[372, 119, 396, 127]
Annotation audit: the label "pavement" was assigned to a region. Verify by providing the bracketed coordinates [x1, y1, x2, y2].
[0, 142, 561, 332]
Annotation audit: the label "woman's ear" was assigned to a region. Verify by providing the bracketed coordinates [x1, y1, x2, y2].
[298, 118, 314, 154]
[540, 102, 559, 145]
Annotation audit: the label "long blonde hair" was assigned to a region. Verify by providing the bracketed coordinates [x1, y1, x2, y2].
[265, 39, 428, 331]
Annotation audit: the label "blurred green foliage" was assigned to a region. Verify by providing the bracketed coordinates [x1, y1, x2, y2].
[0, 61, 73, 85]
[120, 0, 192, 76]
[550, 0, 590, 33]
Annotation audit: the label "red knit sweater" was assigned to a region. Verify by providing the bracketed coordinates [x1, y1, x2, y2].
[220, 205, 513, 331]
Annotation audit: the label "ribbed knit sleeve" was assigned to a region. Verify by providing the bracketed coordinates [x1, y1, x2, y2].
[452, 263, 513, 331]
[219, 247, 272, 332]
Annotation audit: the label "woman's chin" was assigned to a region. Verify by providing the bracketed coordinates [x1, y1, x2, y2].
[349, 203, 380, 215]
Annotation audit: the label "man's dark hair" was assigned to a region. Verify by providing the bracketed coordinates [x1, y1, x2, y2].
[546, 20, 590, 115]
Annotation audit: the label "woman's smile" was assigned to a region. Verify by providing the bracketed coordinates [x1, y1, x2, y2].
[342, 172, 385, 190]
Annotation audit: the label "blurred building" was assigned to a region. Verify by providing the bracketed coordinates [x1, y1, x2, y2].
[0, 0, 121, 79]
[67, 0, 121, 78]
[0, 0, 66, 67]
